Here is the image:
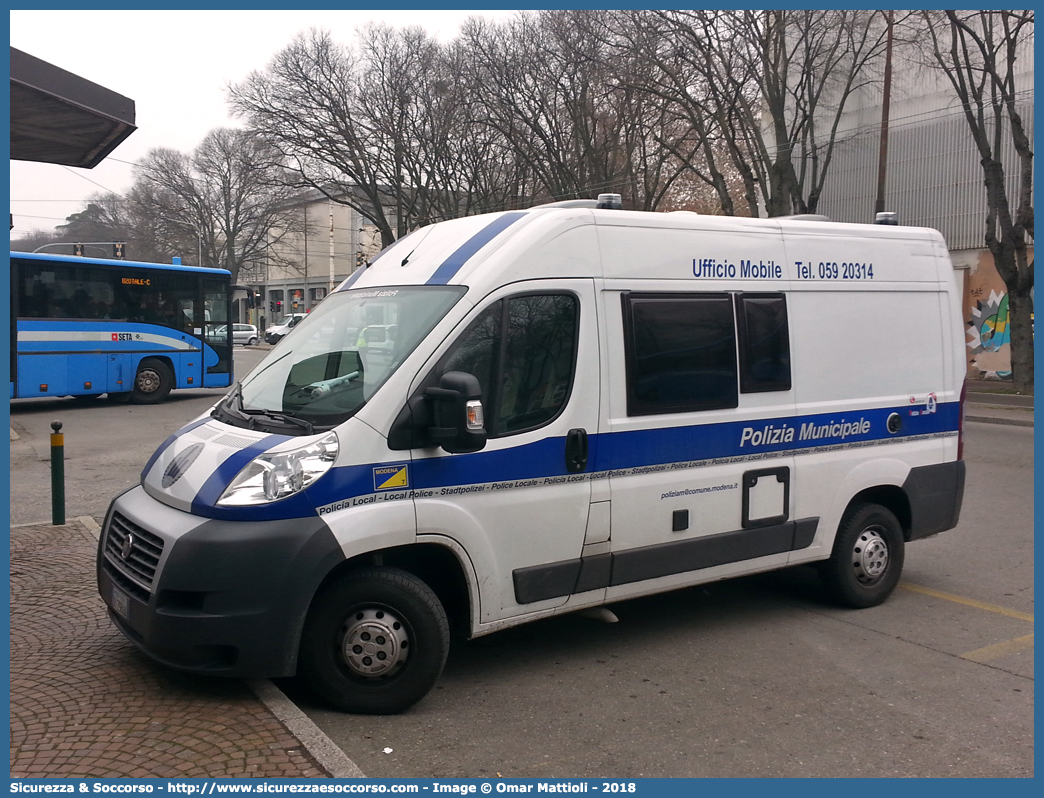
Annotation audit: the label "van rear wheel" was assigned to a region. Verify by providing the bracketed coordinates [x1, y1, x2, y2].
[299, 567, 449, 715]
[821, 503, 904, 608]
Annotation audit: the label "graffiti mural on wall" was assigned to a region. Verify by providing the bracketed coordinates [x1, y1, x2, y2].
[967, 290, 1011, 379]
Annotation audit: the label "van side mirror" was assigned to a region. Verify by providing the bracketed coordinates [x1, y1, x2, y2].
[426, 371, 487, 454]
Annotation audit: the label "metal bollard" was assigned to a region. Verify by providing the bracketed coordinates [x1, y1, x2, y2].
[50, 420, 65, 525]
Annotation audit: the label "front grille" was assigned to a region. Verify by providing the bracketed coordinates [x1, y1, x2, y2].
[104, 511, 165, 593]
[103, 560, 151, 603]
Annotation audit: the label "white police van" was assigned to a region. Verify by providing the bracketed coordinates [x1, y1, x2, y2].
[98, 197, 966, 714]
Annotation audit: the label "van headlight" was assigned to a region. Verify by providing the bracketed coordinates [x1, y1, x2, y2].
[217, 432, 339, 506]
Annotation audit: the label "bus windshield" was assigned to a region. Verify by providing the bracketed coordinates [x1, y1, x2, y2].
[214, 285, 466, 433]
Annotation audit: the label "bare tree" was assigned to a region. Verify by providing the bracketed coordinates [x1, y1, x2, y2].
[604, 10, 743, 214]
[224, 12, 886, 234]
[10, 228, 62, 254]
[54, 199, 124, 251]
[641, 10, 890, 217]
[565, 10, 697, 211]
[460, 11, 676, 207]
[229, 29, 405, 248]
[918, 10, 1034, 390]
[12, 192, 151, 259]
[133, 128, 304, 284]
[449, 9, 712, 212]
[408, 35, 522, 219]
[355, 23, 497, 231]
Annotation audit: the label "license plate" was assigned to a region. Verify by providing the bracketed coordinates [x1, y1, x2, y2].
[111, 585, 130, 619]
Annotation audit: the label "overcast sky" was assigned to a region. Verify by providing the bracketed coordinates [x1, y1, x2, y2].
[9, 9, 515, 241]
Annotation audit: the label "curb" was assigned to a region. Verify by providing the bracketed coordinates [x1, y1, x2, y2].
[966, 413, 1034, 428]
[248, 680, 366, 778]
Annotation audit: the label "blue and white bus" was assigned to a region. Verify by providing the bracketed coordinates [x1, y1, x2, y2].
[10, 251, 233, 403]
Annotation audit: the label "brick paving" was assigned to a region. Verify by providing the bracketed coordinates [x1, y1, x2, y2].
[10, 519, 329, 779]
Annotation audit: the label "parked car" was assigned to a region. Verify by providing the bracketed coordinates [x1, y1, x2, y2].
[264, 313, 307, 345]
[232, 323, 259, 346]
[209, 323, 259, 346]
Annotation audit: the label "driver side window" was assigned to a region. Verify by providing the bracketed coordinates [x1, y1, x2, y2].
[437, 293, 579, 437]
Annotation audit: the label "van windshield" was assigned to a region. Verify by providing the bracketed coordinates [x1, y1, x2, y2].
[213, 285, 466, 433]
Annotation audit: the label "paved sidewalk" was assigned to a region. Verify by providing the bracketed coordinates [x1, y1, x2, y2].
[10, 518, 330, 779]
[965, 383, 1034, 427]
[965, 405, 1034, 426]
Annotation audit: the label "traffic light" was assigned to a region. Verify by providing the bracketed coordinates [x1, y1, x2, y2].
[269, 301, 276, 313]
[73, 243, 84, 257]
[276, 300, 283, 312]
[113, 242, 125, 259]
[356, 251, 364, 269]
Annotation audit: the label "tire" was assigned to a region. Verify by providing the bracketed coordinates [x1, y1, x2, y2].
[247, 337, 257, 346]
[821, 503, 905, 609]
[130, 358, 173, 404]
[299, 567, 450, 715]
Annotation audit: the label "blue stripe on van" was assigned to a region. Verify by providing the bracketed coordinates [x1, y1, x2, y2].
[603, 403, 958, 469]
[183, 401, 959, 522]
[426, 212, 528, 285]
[411, 434, 581, 489]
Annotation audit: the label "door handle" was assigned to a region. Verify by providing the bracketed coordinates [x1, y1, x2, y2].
[565, 428, 588, 473]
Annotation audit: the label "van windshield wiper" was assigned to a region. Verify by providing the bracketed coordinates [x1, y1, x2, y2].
[215, 383, 320, 435]
[240, 408, 315, 435]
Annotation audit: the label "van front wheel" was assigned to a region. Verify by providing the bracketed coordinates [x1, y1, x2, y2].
[821, 503, 904, 609]
[299, 568, 450, 715]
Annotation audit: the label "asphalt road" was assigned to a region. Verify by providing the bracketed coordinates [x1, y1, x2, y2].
[8, 346, 268, 525]
[7, 365, 1034, 777]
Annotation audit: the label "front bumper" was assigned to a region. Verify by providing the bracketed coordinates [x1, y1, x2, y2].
[97, 485, 344, 677]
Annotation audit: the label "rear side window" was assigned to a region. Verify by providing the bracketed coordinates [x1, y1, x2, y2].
[437, 293, 579, 437]
[736, 293, 791, 393]
[623, 293, 738, 415]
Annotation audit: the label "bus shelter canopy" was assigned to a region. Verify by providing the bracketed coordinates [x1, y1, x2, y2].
[10, 47, 137, 169]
